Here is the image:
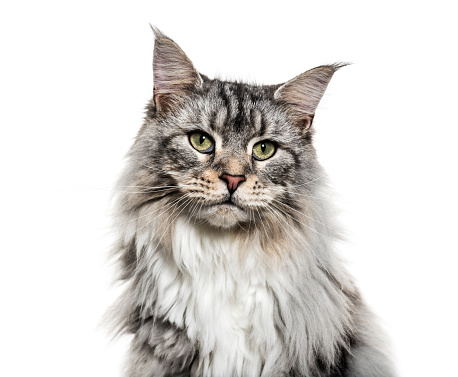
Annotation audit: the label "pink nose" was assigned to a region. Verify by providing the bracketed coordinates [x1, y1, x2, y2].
[220, 174, 245, 193]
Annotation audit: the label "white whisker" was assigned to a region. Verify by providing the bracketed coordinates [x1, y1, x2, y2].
[119, 195, 184, 226]
[262, 203, 302, 250]
[254, 206, 269, 237]
[186, 199, 202, 227]
[269, 197, 333, 231]
[267, 185, 325, 201]
[267, 200, 333, 242]
[132, 194, 190, 237]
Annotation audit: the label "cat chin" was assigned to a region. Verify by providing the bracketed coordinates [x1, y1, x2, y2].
[199, 204, 248, 229]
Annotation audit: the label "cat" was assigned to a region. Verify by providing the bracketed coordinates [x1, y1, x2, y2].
[108, 28, 397, 377]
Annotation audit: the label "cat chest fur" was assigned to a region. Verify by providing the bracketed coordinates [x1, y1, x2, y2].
[143, 218, 285, 376]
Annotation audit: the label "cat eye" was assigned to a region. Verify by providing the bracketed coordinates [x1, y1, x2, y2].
[252, 141, 276, 161]
[189, 131, 215, 153]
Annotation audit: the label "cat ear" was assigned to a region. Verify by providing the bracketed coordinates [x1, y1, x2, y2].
[274, 64, 346, 130]
[151, 27, 203, 113]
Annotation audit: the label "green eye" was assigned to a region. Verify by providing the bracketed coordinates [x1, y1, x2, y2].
[189, 132, 214, 153]
[252, 141, 276, 161]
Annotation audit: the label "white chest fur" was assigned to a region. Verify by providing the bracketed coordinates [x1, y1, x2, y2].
[145, 218, 283, 376]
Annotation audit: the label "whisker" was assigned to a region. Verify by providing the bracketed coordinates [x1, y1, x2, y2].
[255, 206, 269, 237]
[237, 221, 247, 232]
[116, 189, 177, 195]
[269, 197, 333, 231]
[118, 184, 198, 194]
[262, 203, 302, 249]
[261, 205, 275, 234]
[267, 200, 333, 242]
[118, 195, 185, 226]
[155, 196, 192, 236]
[248, 207, 254, 230]
[117, 185, 180, 190]
[61, 184, 181, 192]
[132, 194, 191, 237]
[267, 186, 325, 201]
[196, 200, 206, 226]
[185, 198, 202, 227]
[153, 194, 191, 230]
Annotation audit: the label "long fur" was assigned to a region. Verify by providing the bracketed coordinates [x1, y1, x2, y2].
[107, 31, 396, 377]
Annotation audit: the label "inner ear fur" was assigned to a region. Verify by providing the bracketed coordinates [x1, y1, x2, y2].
[152, 28, 203, 113]
[274, 63, 347, 130]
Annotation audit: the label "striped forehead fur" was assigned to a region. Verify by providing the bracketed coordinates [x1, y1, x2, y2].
[107, 29, 397, 377]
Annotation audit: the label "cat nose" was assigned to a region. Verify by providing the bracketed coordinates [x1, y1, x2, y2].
[220, 174, 245, 194]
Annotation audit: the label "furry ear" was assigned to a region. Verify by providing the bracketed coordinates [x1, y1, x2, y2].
[151, 27, 203, 113]
[274, 64, 346, 130]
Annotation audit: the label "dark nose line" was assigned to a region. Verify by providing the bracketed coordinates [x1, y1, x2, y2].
[220, 174, 246, 193]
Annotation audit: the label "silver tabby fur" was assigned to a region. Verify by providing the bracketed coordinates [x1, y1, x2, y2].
[108, 29, 396, 377]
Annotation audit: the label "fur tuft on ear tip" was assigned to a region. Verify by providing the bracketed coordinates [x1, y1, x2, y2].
[324, 62, 352, 71]
[149, 25, 169, 41]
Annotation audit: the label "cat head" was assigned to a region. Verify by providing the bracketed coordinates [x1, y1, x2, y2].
[120, 29, 343, 231]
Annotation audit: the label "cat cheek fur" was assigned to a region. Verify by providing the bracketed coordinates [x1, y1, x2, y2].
[107, 28, 397, 377]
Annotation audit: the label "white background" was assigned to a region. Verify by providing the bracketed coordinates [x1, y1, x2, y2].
[1, 1, 457, 376]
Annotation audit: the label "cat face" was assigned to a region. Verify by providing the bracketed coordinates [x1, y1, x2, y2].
[122, 30, 342, 231]
[142, 81, 311, 228]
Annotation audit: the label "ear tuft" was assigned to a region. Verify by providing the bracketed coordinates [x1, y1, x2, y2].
[151, 27, 202, 113]
[275, 63, 349, 130]
[149, 25, 169, 40]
